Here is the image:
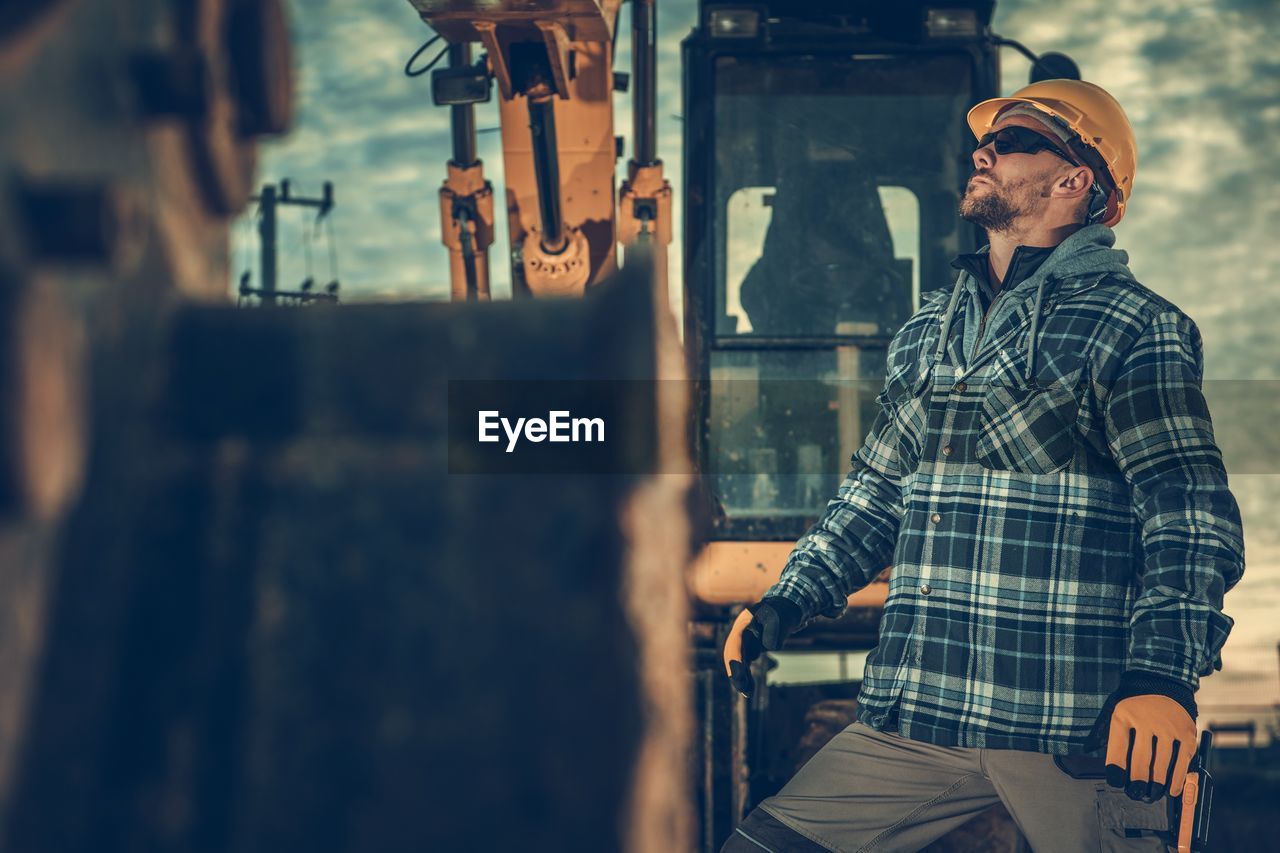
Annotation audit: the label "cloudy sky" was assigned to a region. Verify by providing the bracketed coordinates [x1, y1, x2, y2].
[235, 0, 1280, 719]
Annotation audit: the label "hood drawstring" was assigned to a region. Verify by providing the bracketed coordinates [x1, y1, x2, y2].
[933, 279, 965, 368]
[931, 273, 1048, 384]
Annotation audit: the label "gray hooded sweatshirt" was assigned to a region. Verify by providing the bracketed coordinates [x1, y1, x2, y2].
[942, 223, 1137, 376]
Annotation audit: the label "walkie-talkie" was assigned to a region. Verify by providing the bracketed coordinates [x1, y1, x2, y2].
[1168, 730, 1214, 852]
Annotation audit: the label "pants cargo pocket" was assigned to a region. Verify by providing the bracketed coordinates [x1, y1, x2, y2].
[1096, 786, 1175, 851]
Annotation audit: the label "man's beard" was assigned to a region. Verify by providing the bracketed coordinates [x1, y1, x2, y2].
[959, 176, 1028, 233]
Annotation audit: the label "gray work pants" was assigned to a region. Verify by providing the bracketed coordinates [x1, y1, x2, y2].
[725, 720, 1174, 852]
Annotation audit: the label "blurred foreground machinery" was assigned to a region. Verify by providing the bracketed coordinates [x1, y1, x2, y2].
[0, 2, 691, 852]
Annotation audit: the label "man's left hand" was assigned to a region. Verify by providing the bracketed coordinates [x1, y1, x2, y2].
[1104, 694, 1197, 802]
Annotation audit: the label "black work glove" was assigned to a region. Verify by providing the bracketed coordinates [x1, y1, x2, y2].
[1085, 670, 1198, 803]
[722, 597, 803, 697]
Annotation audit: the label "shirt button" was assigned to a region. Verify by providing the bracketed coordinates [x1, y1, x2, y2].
[930, 512, 941, 523]
[953, 381, 967, 393]
[942, 445, 953, 456]
[920, 584, 932, 595]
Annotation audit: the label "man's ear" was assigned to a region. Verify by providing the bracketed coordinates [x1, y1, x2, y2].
[1060, 165, 1094, 198]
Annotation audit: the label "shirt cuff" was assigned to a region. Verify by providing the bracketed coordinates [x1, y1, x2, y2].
[1117, 669, 1198, 722]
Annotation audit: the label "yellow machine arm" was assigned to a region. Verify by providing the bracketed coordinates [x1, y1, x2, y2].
[407, 0, 671, 301]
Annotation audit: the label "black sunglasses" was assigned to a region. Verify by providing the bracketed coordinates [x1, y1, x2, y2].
[976, 126, 1078, 165]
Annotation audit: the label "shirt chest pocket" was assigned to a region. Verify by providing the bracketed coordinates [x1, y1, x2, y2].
[975, 349, 1085, 475]
[879, 357, 933, 476]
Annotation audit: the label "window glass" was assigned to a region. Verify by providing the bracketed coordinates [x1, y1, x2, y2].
[708, 348, 888, 520]
[712, 52, 973, 337]
[725, 185, 921, 334]
[706, 52, 972, 526]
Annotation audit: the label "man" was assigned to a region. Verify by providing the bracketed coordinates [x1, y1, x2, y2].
[721, 79, 1245, 852]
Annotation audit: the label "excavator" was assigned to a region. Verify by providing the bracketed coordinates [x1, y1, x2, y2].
[0, 1, 1221, 850]
[402, 0, 1211, 849]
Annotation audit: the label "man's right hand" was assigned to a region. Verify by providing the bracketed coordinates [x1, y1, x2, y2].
[722, 597, 802, 697]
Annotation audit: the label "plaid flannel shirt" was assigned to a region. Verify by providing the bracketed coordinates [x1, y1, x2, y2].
[767, 257, 1246, 755]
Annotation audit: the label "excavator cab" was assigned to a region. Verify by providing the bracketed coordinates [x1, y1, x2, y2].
[685, 1, 998, 540]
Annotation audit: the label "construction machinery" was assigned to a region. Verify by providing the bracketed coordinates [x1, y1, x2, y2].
[1, 2, 690, 850]
[405, 0, 671, 302]
[400, 0, 1102, 848]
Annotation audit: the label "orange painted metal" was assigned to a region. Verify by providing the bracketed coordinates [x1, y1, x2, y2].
[688, 540, 891, 608]
[618, 162, 672, 247]
[415, 1, 625, 299]
[498, 39, 619, 296]
[407, 1, 621, 43]
[439, 161, 495, 301]
[619, 160, 673, 304]
[472, 21, 512, 101]
[534, 20, 574, 99]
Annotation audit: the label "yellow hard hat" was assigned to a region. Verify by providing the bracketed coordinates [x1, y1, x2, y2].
[967, 79, 1137, 227]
